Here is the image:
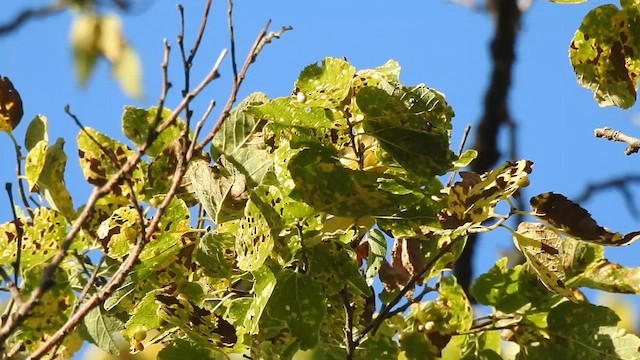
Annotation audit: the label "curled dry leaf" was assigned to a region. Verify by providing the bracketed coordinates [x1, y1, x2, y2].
[0, 76, 24, 132]
[379, 238, 424, 292]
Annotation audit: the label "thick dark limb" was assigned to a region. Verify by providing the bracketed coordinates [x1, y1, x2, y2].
[454, 0, 521, 299]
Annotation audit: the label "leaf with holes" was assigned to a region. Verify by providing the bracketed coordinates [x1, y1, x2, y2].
[235, 201, 274, 272]
[266, 269, 327, 350]
[294, 57, 355, 108]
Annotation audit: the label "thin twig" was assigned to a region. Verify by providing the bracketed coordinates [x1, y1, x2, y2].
[0, 41, 225, 351]
[4, 340, 24, 359]
[4, 183, 23, 290]
[49, 256, 105, 358]
[7, 133, 33, 213]
[0, 1, 66, 35]
[447, 124, 472, 187]
[574, 174, 640, 219]
[354, 237, 465, 343]
[0, 267, 21, 306]
[27, 123, 191, 359]
[340, 288, 356, 359]
[227, 0, 239, 83]
[594, 127, 640, 155]
[456, 0, 521, 297]
[195, 21, 292, 152]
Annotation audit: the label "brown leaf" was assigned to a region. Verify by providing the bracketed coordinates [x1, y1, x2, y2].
[530, 192, 639, 246]
[0, 76, 23, 132]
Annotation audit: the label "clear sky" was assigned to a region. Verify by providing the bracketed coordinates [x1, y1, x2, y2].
[2, 0, 639, 328]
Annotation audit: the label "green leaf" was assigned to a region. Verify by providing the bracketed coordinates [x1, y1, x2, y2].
[307, 241, 371, 296]
[521, 301, 640, 359]
[267, 269, 327, 350]
[244, 267, 277, 334]
[295, 57, 355, 107]
[569, 4, 640, 108]
[235, 201, 274, 271]
[78, 306, 124, 356]
[572, 259, 640, 294]
[357, 85, 456, 178]
[158, 338, 226, 360]
[248, 97, 341, 129]
[366, 228, 387, 280]
[472, 258, 547, 313]
[399, 276, 472, 359]
[24, 115, 48, 152]
[460, 330, 501, 360]
[288, 143, 421, 217]
[121, 106, 184, 158]
[212, 92, 272, 186]
[123, 290, 163, 340]
[451, 149, 477, 170]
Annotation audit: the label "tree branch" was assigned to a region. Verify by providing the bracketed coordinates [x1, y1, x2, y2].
[0, 1, 67, 36]
[594, 127, 640, 155]
[455, 0, 521, 297]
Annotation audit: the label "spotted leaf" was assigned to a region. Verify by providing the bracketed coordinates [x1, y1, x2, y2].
[569, 4, 640, 108]
[440, 160, 533, 229]
[294, 57, 355, 108]
[77, 127, 146, 198]
[121, 106, 186, 158]
[513, 222, 580, 302]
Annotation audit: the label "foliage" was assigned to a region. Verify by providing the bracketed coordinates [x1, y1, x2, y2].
[1, 1, 640, 359]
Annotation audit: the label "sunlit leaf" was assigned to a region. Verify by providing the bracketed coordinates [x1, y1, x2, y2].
[569, 4, 640, 108]
[24, 115, 48, 151]
[440, 160, 532, 230]
[294, 57, 355, 107]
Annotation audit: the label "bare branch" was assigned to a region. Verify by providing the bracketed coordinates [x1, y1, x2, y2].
[227, 0, 239, 83]
[594, 127, 640, 155]
[456, 0, 521, 297]
[575, 174, 640, 219]
[447, 124, 472, 187]
[195, 21, 292, 152]
[0, 38, 226, 351]
[0, 1, 66, 36]
[340, 288, 356, 360]
[0, 267, 21, 306]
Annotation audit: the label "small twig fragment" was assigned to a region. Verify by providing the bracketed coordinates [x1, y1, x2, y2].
[595, 127, 640, 155]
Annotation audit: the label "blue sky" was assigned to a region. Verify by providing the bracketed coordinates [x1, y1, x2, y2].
[2, 0, 639, 327]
